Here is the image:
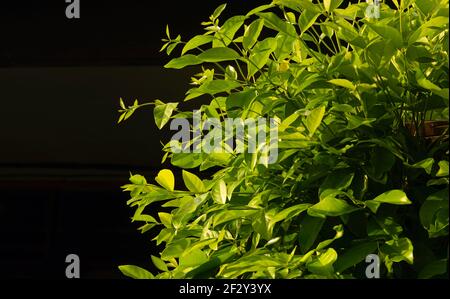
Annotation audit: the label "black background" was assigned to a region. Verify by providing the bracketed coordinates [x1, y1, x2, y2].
[0, 0, 261, 279]
[0, 0, 262, 67]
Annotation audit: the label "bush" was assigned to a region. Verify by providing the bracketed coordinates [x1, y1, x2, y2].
[118, 0, 449, 279]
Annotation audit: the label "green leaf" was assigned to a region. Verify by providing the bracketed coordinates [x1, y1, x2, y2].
[415, 68, 448, 99]
[197, 47, 241, 62]
[212, 3, 227, 20]
[427, 178, 449, 186]
[166, 42, 179, 56]
[180, 249, 209, 267]
[319, 169, 354, 199]
[271, 203, 312, 223]
[367, 216, 403, 237]
[331, 104, 355, 113]
[151, 255, 168, 272]
[298, 215, 325, 253]
[243, 19, 265, 50]
[171, 153, 203, 169]
[415, 0, 439, 16]
[257, 12, 296, 37]
[408, 158, 434, 175]
[274, 0, 320, 13]
[161, 239, 191, 259]
[138, 223, 156, 234]
[408, 16, 449, 44]
[429, 11, 448, 25]
[316, 225, 344, 250]
[182, 35, 214, 55]
[252, 210, 271, 240]
[328, 78, 356, 90]
[371, 190, 412, 205]
[158, 212, 172, 228]
[308, 196, 359, 217]
[333, 18, 364, 47]
[247, 37, 278, 77]
[213, 209, 259, 227]
[155, 169, 175, 192]
[119, 97, 126, 109]
[225, 65, 238, 80]
[305, 106, 326, 136]
[127, 188, 174, 206]
[212, 180, 227, 204]
[274, 32, 297, 61]
[154, 102, 178, 129]
[132, 213, 157, 223]
[436, 161, 449, 177]
[198, 79, 240, 95]
[246, 4, 275, 16]
[415, 71, 439, 90]
[334, 241, 378, 273]
[155, 228, 174, 245]
[346, 115, 376, 130]
[307, 248, 338, 276]
[219, 254, 281, 278]
[129, 174, 147, 185]
[186, 246, 239, 278]
[334, 4, 364, 19]
[189, 238, 218, 253]
[382, 237, 414, 267]
[324, 0, 343, 13]
[165, 25, 171, 39]
[420, 188, 449, 238]
[119, 265, 154, 279]
[182, 170, 206, 193]
[213, 15, 246, 47]
[279, 111, 300, 132]
[298, 10, 321, 33]
[367, 23, 403, 49]
[365, 147, 396, 183]
[164, 54, 202, 69]
[226, 89, 257, 110]
[418, 259, 448, 279]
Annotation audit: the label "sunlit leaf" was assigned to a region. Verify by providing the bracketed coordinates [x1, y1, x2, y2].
[182, 170, 206, 193]
[118, 265, 154, 279]
[155, 169, 175, 192]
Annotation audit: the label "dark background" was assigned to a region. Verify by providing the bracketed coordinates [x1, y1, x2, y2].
[0, 0, 261, 279]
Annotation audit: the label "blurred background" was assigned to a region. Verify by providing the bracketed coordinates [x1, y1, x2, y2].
[0, 0, 260, 278]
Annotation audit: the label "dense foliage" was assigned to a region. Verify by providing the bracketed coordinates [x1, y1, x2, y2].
[118, 0, 449, 279]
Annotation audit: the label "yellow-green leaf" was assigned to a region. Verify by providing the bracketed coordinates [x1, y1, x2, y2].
[154, 102, 178, 129]
[308, 196, 359, 217]
[243, 19, 264, 50]
[164, 54, 202, 69]
[436, 161, 449, 177]
[306, 106, 326, 136]
[151, 255, 169, 272]
[328, 78, 356, 90]
[371, 190, 412, 205]
[182, 35, 214, 55]
[158, 212, 172, 228]
[118, 265, 154, 279]
[155, 169, 175, 192]
[182, 170, 205, 193]
[212, 180, 227, 204]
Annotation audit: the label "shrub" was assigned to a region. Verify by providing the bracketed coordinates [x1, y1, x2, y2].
[118, 0, 449, 279]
